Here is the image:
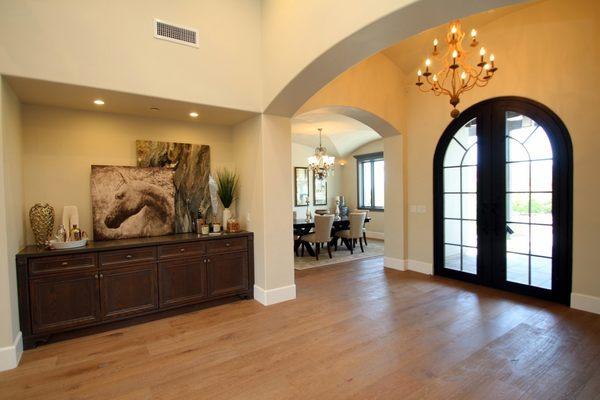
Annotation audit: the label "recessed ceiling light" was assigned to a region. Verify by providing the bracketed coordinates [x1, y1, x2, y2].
[189, 112, 199, 118]
[93, 99, 105, 106]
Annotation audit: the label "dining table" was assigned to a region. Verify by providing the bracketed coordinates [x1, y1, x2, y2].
[293, 216, 371, 256]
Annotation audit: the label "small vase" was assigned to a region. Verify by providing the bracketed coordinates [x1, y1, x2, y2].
[30, 203, 55, 247]
[222, 208, 232, 232]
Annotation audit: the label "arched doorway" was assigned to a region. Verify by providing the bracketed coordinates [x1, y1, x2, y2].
[433, 97, 573, 304]
[291, 106, 404, 268]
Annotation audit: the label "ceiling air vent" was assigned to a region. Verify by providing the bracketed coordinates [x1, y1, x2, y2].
[153, 19, 198, 48]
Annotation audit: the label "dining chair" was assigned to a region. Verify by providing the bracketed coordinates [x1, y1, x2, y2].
[300, 214, 334, 260]
[335, 212, 367, 254]
[353, 209, 369, 246]
[293, 234, 301, 256]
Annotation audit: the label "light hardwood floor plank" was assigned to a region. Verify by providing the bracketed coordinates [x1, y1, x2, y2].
[1, 257, 599, 400]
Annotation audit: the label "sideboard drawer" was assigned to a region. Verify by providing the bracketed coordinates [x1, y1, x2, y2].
[158, 242, 205, 260]
[29, 254, 97, 276]
[99, 247, 156, 268]
[206, 237, 247, 254]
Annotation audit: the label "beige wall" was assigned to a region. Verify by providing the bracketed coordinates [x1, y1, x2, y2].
[262, 115, 295, 290]
[233, 116, 266, 288]
[233, 115, 295, 293]
[292, 142, 343, 216]
[384, 134, 404, 261]
[261, 0, 523, 114]
[0, 78, 23, 350]
[402, 0, 600, 298]
[341, 140, 385, 234]
[22, 105, 235, 243]
[297, 54, 407, 136]
[0, 0, 262, 112]
[261, 0, 414, 110]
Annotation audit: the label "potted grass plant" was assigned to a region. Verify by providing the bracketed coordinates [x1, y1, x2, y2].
[216, 169, 239, 231]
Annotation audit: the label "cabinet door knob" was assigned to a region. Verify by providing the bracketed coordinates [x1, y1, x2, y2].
[207, 259, 211, 263]
[225, 242, 231, 247]
[126, 254, 133, 259]
[99, 273, 104, 278]
[94, 273, 99, 279]
[179, 248, 185, 252]
[61, 261, 68, 266]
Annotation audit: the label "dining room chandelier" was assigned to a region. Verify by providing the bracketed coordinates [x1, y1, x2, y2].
[307, 128, 335, 180]
[415, 20, 498, 118]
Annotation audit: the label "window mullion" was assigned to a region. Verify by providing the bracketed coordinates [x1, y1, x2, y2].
[370, 160, 375, 208]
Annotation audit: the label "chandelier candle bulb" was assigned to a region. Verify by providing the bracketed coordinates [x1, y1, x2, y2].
[416, 69, 423, 86]
[433, 38, 439, 55]
[470, 29, 478, 46]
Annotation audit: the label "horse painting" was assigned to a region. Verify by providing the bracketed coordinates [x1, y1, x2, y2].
[91, 166, 175, 241]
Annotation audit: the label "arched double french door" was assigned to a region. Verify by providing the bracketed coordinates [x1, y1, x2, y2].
[433, 97, 573, 304]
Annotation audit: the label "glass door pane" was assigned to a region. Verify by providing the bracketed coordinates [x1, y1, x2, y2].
[505, 112, 553, 289]
[443, 118, 478, 274]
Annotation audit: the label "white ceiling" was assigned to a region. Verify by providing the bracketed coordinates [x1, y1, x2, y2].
[6, 76, 258, 126]
[292, 110, 381, 157]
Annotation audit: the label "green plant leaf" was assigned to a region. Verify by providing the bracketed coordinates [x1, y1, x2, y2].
[216, 168, 239, 208]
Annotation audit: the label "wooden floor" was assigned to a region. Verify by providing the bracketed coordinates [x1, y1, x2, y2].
[1, 257, 599, 399]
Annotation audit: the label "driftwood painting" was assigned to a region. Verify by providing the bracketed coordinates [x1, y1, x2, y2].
[136, 140, 211, 233]
[91, 166, 175, 241]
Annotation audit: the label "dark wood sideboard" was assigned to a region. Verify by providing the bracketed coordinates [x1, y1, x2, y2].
[16, 232, 254, 349]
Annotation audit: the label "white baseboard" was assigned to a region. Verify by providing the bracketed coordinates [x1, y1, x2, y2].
[571, 293, 600, 315]
[254, 284, 296, 306]
[383, 258, 433, 275]
[365, 231, 384, 240]
[0, 332, 22, 372]
[404, 259, 433, 275]
[383, 257, 405, 271]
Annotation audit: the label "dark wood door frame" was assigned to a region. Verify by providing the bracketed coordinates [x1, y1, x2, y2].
[433, 96, 573, 305]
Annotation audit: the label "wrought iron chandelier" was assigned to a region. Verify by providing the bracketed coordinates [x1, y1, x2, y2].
[307, 128, 335, 180]
[416, 20, 498, 118]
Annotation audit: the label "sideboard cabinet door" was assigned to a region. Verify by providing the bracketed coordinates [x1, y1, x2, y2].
[30, 271, 100, 334]
[159, 258, 207, 308]
[207, 251, 248, 297]
[99, 263, 158, 320]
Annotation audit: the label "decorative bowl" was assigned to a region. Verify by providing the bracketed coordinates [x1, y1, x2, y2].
[49, 239, 88, 249]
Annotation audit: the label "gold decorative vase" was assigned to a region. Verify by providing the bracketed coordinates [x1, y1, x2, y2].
[29, 203, 55, 246]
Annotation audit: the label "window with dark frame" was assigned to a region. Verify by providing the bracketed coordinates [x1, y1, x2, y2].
[355, 152, 384, 211]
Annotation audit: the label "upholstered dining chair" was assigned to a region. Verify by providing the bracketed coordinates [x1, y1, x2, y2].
[294, 234, 301, 256]
[353, 209, 369, 246]
[335, 212, 367, 254]
[300, 214, 334, 260]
